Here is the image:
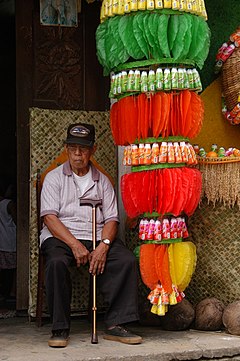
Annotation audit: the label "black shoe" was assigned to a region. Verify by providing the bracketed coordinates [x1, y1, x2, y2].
[48, 329, 69, 348]
[103, 325, 142, 344]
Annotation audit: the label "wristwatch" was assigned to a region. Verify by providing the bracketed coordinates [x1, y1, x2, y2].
[102, 238, 111, 246]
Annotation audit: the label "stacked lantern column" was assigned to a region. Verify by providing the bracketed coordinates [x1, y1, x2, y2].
[96, 1, 210, 315]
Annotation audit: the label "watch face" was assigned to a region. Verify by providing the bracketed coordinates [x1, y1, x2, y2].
[103, 239, 111, 245]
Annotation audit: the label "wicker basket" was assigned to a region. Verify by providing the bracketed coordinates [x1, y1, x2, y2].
[222, 47, 240, 111]
[197, 156, 240, 165]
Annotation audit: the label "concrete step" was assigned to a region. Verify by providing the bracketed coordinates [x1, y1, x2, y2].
[0, 316, 240, 361]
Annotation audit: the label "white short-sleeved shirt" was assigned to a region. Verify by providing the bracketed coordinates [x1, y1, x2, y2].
[40, 161, 119, 246]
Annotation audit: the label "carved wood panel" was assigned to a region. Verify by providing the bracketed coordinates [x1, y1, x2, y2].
[33, 19, 84, 109]
[32, 1, 109, 110]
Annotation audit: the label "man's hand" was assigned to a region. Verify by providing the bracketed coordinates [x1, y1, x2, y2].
[71, 241, 90, 268]
[89, 242, 109, 275]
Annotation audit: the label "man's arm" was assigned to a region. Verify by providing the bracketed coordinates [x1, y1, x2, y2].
[43, 214, 90, 267]
[101, 220, 118, 244]
[89, 220, 118, 275]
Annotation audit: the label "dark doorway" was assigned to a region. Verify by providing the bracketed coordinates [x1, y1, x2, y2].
[0, 0, 17, 316]
[0, 1, 16, 194]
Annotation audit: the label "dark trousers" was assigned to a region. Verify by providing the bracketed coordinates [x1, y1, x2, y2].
[41, 237, 139, 331]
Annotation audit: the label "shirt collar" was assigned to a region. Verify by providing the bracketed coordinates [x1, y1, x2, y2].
[63, 160, 100, 181]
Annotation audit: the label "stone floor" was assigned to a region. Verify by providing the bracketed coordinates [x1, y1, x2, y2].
[1, 315, 240, 361]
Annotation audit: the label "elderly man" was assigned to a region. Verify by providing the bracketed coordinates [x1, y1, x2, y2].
[40, 123, 142, 347]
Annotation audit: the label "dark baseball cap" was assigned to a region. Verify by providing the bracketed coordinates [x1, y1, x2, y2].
[64, 123, 95, 147]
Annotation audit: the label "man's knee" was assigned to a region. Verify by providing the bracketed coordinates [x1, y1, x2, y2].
[45, 255, 69, 275]
[42, 238, 73, 268]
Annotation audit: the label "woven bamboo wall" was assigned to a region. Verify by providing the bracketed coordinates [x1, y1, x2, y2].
[29, 107, 116, 316]
[186, 197, 240, 305]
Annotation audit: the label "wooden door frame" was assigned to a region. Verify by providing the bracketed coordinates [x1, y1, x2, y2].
[16, 0, 33, 310]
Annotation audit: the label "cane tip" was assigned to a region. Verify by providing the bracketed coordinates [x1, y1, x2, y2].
[91, 335, 98, 344]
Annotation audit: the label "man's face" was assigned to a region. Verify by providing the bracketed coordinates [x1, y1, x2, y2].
[66, 144, 95, 175]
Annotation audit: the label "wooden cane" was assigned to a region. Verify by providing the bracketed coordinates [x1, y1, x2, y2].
[80, 198, 102, 344]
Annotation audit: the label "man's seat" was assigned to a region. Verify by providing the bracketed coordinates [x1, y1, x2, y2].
[35, 169, 93, 327]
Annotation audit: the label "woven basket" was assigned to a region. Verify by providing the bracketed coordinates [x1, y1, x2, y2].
[197, 156, 240, 165]
[222, 47, 240, 111]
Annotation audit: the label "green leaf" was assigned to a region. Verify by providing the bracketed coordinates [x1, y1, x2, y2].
[171, 14, 189, 60]
[135, 11, 150, 59]
[95, 21, 108, 66]
[168, 14, 179, 53]
[118, 15, 144, 60]
[105, 22, 119, 70]
[148, 12, 163, 59]
[194, 20, 211, 69]
[157, 14, 171, 58]
[187, 14, 200, 59]
[181, 13, 193, 58]
[143, 13, 155, 48]
[134, 12, 150, 58]
[144, 13, 161, 59]
[108, 16, 129, 67]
